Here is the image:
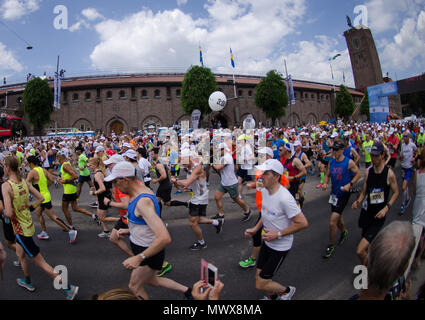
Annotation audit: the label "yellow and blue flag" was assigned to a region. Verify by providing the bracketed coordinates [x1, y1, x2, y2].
[329, 53, 341, 61]
[230, 48, 235, 68]
[200, 46, 204, 67]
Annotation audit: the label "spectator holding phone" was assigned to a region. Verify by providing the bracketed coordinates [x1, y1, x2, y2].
[191, 279, 224, 300]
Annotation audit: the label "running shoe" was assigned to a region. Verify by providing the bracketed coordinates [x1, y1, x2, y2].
[64, 285, 79, 300]
[98, 231, 110, 238]
[90, 201, 98, 208]
[400, 204, 405, 215]
[189, 242, 207, 250]
[316, 183, 323, 189]
[69, 230, 78, 244]
[215, 219, 223, 234]
[405, 198, 411, 209]
[322, 245, 335, 259]
[241, 209, 251, 222]
[17, 278, 35, 292]
[37, 231, 50, 240]
[92, 214, 101, 226]
[338, 230, 348, 245]
[277, 286, 296, 300]
[157, 261, 172, 277]
[239, 257, 256, 269]
[211, 213, 225, 220]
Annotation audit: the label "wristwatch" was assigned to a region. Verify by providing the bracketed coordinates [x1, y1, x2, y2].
[140, 253, 146, 260]
[277, 231, 282, 240]
[386, 203, 391, 210]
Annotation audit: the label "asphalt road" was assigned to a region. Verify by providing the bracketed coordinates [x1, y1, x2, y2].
[0, 163, 419, 300]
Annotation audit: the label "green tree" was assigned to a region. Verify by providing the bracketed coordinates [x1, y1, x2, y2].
[360, 91, 370, 120]
[254, 70, 288, 124]
[23, 77, 54, 135]
[335, 84, 355, 121]
[181, 65, 217, 117]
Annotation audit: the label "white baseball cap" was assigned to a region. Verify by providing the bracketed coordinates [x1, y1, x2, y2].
[104, 161, 136, 182]
[256, 159, 284, 175]
[122, 149, 138, 160]
[103, 154, 124, 165]
[95, 146, 105, 153]
[293, 140, 302, 147]
[258, 147, 274, 158]
[122, 143, 132, 149]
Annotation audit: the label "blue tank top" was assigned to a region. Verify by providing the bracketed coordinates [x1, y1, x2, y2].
[323, 140, 332, 161]
[343, 146, 351, 159]
[127, 193, 161, 225]
[330, 156, 351, 196]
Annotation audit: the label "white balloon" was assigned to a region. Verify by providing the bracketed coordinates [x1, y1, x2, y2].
[243, 115, 256, 129]
[208, 91, 227, 112]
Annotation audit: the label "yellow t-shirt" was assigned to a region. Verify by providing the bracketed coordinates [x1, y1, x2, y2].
[9, 179, 35, 237]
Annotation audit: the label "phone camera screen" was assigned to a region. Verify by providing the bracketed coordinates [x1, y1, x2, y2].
[208, 268, 215, 286]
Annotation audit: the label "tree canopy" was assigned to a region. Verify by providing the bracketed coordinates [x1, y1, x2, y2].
[23, 77, 54, 135]
[335, 84, 355, 121]
[254, 70, 288, 123]
[181, 65, 217, 116]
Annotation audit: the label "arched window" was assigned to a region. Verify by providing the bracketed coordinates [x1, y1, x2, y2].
[106, 91, 113, 100]
[238, 90, 243, 98]
[154, 89, 161, 98]
[141, 89, 148, 99]
[176, 89, 181, 98]
[72, 93, 79, 102]
[85, 92, 91, 101]
[119, 90, 126, 99]
[248, 90, 253, 97]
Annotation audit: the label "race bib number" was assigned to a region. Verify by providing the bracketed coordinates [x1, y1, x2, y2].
[329, 194, 338, 206]
[370, 188, 385, 204]
[365, 146, 372, 153]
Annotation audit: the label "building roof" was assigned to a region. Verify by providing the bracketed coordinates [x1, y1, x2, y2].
[0, 73, 363, 96]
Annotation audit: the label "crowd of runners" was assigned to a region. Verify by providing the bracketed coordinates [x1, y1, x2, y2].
[0, 119, 425, 300]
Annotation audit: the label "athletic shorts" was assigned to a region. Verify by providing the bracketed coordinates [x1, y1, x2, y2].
[359, 209, 386, 243]
[62, 193, 78, 202]
[156, 185, 172, 203]
[40, 201, 53, 210]
[78, 175, 91, 183]
[403, 168, 413, 182]
[330, 193, 351, 215]
[114, 219, 129, 231]
[15, 234, 40, 258]
[236, 167, 253, 182]
[1, 217, 16, 243]
[130, 242, 165, 271]
[320, 158, 329, 166]
[257, 244, 290, 280]
[253, 212, 263, 247]
[217, 183, 239, 199]
[188, 203, 207, 217]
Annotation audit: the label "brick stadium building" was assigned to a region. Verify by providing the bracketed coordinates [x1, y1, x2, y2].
[0, 73, 364, 135]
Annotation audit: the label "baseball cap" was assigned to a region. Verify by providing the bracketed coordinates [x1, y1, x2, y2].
[256, 159, 284, 175]
[122, 143, 132, 149]
[103, 154, 124, 165]
[293, 140, 302, 147]
[370, 142, 385, 155]
[95, 146, 105, 153]
[57, 149, 67, 157]
[258, 147, 274, 158]
[104, 161, 136, 182]
[330, 132, 339, 139]
[332, 142, 345, 150]
[122, 149, 138, 160]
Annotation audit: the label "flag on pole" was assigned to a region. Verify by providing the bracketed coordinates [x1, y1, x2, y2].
[199, 45, 204, 67]
[289, 75, 295, 105]
[329, 53, 341, 61]
[230, 48, 235, 68]
[53, 72, 58, 109]
[330, 64, 334, 80]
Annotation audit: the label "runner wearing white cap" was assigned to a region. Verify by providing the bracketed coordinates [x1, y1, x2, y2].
[244, 159, 308, 300]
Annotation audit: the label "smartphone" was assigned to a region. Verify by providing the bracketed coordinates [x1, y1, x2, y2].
[201, 259, 218, 288]
[388, 276, 406, 300]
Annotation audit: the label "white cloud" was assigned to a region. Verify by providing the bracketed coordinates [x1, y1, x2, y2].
[282, 36, 355, 88]
[380, 10, 425, 72]
[0, 42, 24, 73]
[69, 7, 104, 33]
[0, 0, 41, 20]
[89, 0, 307, 76]
[177, 0, 188, 6]
[365, 0, 425, 34]
[82, 8, 104, 21]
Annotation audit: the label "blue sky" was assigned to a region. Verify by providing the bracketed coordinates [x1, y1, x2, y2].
[1, 0, 424, 88]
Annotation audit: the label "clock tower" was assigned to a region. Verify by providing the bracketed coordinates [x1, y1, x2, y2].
[344, 25, 384, 92]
